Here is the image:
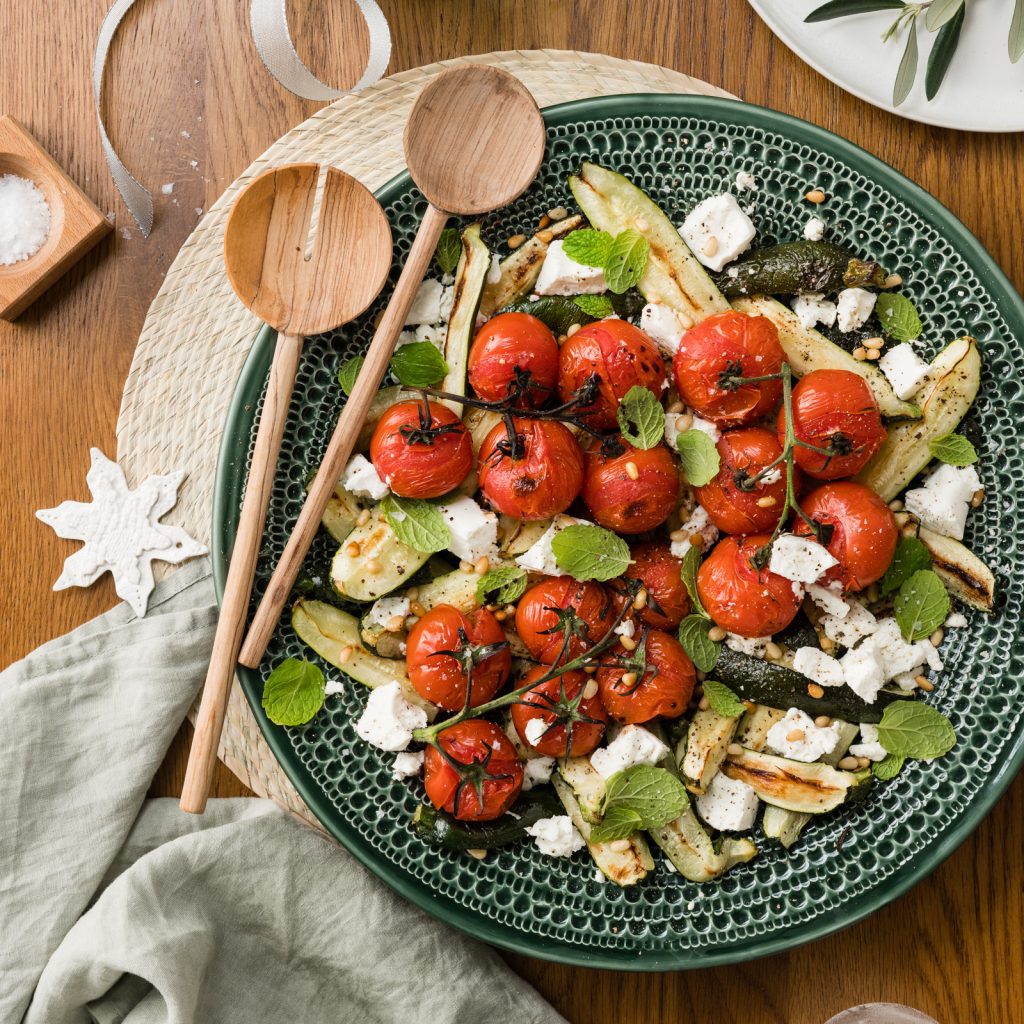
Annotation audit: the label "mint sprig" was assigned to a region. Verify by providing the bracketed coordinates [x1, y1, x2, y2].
[435, 227, 461, 275]
[680, 543, 707, 618]
[572, 294, 615, 318]
[674, 429, 721, 487]
[591, 765, 689, 842]
[389, 342, 448, 388]
[880, 535, 932, 596]
[677, 615, 721, 673]
[876, 293, 923, 343]
[550, 524, 631, 582]
[337, 355, 364, 396]
[701, 679, 745, 718]
[893, 569, 950, 642]
[476, 565, 528, 605]
[616, 385, 664, 450]
[262, 658, 326, 726]
[562, 227, 650, 294]
[929, 432, 978, 466]
[875, 701, 955, 760]
[873, 752, 906, 780]
[381, 495, 450, 553]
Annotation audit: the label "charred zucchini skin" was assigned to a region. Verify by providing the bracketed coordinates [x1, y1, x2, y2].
[411, 790, 562, 851]
[498, 290, 646, 335]
[711, 241, 887, 297]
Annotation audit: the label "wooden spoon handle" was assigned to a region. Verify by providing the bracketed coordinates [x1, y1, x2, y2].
[180, 330, 304, 814]
[239, 203, 449, 667]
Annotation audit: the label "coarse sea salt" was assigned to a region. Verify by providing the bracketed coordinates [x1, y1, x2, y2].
[0, 174, 51, 266]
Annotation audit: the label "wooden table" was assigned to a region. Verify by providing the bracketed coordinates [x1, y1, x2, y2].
[2, 2, 1021, 1021]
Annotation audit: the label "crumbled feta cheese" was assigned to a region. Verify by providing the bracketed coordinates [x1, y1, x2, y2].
[792, 292, 837, 331]
[690, 414, 722, 442]
[526, 815, 586, 857]
[903, 463, 981, 540]
[615, 618, 637, 639]
[669, 503, 719, 557]
[760, 467, 782, 486]
[515, 514, 592, 576]
[534, 239, 607, 295]
[734, 170, 758, 192]
[725, 634, 771, 658]
[325, 678, 346, 697]
[404, 278, 445, 325]
[680, 193, 756, 272]
[524, 717, 548, 748]
[836, 288, 877, 332]
[392, 750, 424, 780]
[767, 708, 842, 762]
[590, 725, 670, 779]
[849, 723, 887, 762]
[438, 284, 455, 322]
[803, 216, 825, 241]
[342, 454, 389, 501]
[666, 412, 721, 452]
[355, 682, 427, 751]
[878, 342, 930, 399]
[945, 611, 968, 628]
[396, 323, 448, 350]
[821, 600, 878, 648]
[768, 534, 838, 584]
[439, 496, 499, 563]
[840, 642, 886, 703]
[869, 617, 943, 682]
[486, 253, 502, 284]
[806, 582, 850, 618]
[521, 755, 556, 790]
[695, 772, 760, 831]
[366, 596, 411, 630]
[792, 646, 845, 688]
[640, 303, 684, 356]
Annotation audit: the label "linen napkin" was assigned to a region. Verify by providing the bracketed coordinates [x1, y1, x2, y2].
[0, 560, 564, 1024]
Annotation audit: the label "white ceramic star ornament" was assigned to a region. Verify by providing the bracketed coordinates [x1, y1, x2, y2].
[36, 449, 207, 616]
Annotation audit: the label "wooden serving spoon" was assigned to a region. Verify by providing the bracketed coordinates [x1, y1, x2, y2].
[239, 65, 546, 668]
[180, 164, 391, 814]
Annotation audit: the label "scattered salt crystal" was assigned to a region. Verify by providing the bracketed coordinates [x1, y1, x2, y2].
[161, 183, 175, 195]
[0, 174, 51, 266]
[194, 208, 204, 216]
[181, 130, 191, 139]
[190, 160, 199, 169]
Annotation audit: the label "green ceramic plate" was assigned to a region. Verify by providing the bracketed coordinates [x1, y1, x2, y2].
[213, 95, 1024, 970]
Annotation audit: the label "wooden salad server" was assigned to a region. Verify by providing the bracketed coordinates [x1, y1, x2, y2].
[238, 65, 546, 668]
[180, 164, 392, 813]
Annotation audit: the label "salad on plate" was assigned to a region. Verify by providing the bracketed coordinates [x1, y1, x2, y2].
[268, 160, 993, 887]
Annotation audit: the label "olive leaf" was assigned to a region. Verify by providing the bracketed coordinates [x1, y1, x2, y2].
[1011, 0, 1024, 63]
[925, 6, 965, 100]
[924, 0, 963, 31]
[893, 18, 920, 107]
[804, 0, 904, 22]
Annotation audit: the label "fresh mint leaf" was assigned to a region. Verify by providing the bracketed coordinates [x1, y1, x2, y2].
[337, 355, 364, 396]
[881, 535, 933, 596]
[590, 805, 645, 843]
[875, 701, 956, 760]
[675, 429, 721, 486]
[572, 294, 615, 318]
[873, 752, 906, 780]
[591, 764, 689, 843]
[435, 227, 461, 275]
[616, 385, 665, 450]
[701, 679, 745, 718]
[381, 495, 450, 553]
[262, 658, 325, 726]
[562, 228, 614, 268]
[894, 569, 950, 641]
[875, 292, 923, 343]
[929, 432, 978, 466]
[680, 543, 707, 618]
[550, 524, 631, 582]
[677, 615, 721, 673]
[389, 342, 448, 388]
[604, 229, 650, 294]
[476, 565, 528, 605]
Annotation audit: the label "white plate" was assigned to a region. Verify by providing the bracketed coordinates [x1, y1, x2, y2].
[748, 0, 1024, 132]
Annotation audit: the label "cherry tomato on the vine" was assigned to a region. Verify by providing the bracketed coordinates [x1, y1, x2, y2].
[620, 540, 691, 629]
[672, 311, 785, 426]
[794, 481, 898, 592]
[558, 319, 666, 430]
[423, 720, 523, 822]
[405, 604, 511, 712]
[581, 437, 680, 534]
[468, 312, 560, 408]
[477, 417, 584, 520]
[597, 628, 696, 724]
[515, 576, 617, 664]
[369, 399, 473, 499]
[696, 533, 801, 637]
[781, 369, 887, 480]
[510, 666, 608, 757]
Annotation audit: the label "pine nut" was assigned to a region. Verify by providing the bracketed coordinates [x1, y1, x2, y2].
[786, 729, 806, 742]
[930, 628, 944, 646]
[727, 743, 743, 756]
[508, 234, 526, 249]
[356, 508, 372, 527]
[625, 461, 640, 480]
[459, 560, 473, 572]
[609, 839, 632, 852]
[756, 495, 777, 508]
[814, 715, 832, 728]
[865, 349, 880, 360]
[894, 511, 910, 527]
[474, 556, 490, 575]
[884, 273, 903, 288]
[504, 605, 517, 616]
[675, 411, 693, 431]
[619, 636, 637, 652]
[689, 531, 705, 546]
[901, 523, 918, 538]
[345, 541, 361, 557]
[537, 229, 554, 244]
[583, 679, 599, 699]
[852, 347, 867, 361]
[820, 635, 835, 652]
[633, 589, 648, 610]
[857, 756, 871, 769]
[365, 558, 382, 574]
[918, 677, 935, 692]
[405, 587, 419, 600]
[805, 188, 826, 204]
[807, 683, 825, 699]
[538, 214, 551, 229]
[669, 529, 688, 542]
[838, 756, 859, 770]
[666, 400, 685, 414]
[548, 206, 568, 221]
[914, 674, 929, 689]
[863, 336, 884, 350]
[621, 670, 638, 686]
[889, 500, 904, 512]
[766, 641, 783, 660]
[338, 645, 353, 664]
[583, 664, 597, 674]
[567, 322, 582, 337]
[698, 696, 710, 711]
[702, 236, 719, 257]
[866, 584, 880, 604]
[708, 625, 727, 642]
[466, 848, 488, 860]
[404, 615, 419, 630]
[386, 614, 405, 632]
[410, 600, 426, 617]
[971, 488, 985, 507]
[494, 610, 507, 622]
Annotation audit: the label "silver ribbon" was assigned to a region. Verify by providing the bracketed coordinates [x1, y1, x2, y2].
[94, 0, 392, 237]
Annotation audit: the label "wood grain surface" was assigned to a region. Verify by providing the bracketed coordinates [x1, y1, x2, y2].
[1, 2, 1020, 1021]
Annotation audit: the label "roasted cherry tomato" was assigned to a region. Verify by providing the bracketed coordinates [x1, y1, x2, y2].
[468, 312, 560, 408]
[695, 427, 791, 535]
[558, 319, 666, 429]
[369, 399, 473, 498]
[781, 369, 887, 480]
[423, 720, 523, 822]
[580, 437, 679, 534]
[515, 576, 617, 664]
[477, 417, 584, 520]
[597, 627, 696, 724]
[794, 481, 898, 592]
[406, 604, 511, 712]
[672, 311, 785, 426]
[621, 540, 691, 629]
[511, 666, 608, 757]
[696, 534, 801, 637]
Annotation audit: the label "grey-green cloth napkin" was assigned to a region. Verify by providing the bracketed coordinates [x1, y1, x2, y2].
[1, 560, 564, 1024]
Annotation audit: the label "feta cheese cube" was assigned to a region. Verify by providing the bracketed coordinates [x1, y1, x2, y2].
[669, 503, 719, 557]
[821, 600, 878, 648]
[878, 342, 930, 399]
[525, 815, 586, 857]
[404, 278, 445, 325]
[806, 582, 850, 618]
[366, 596, 410, 630]
[680, 193, 756, 272]
[666, 412, 721, 451]
[836, 287, 877, 332]
[515, 514, 592, 576]
[392, 750, 424, 780]
[534, 239, 607, 296]
[792, 646, 845, 688]
[734, 171, 758, 192]
[614, 618, 637, 639]
[521, 755, 556, 791]
[792, 291, 837, 330]
[695, 772, 760, 831]
[903, 463, 981, 540]
[768, 534, 839, 584]
[640, 303, 684, 356]
[486, 253, 502, 284]
[803, 216, 825, 241]
[590, 725, 670, 779]
[524, 717, 549, 748]
[945, 611, 968, 628]
[341, 453, 389, 501]
[439, 496, 499, 563]
[849, 723, 888, 762]
[840, 642, 886, 703]
[766, 707, 842, 762]
[355, 682, 428, 751]
[725, 634, 771, 658]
